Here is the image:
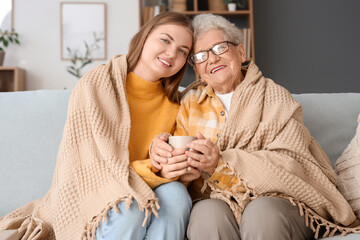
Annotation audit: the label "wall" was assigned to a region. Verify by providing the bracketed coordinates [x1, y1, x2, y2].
[253, 0, 360, 93]
[4, 0, 360, 93]
[4, 0, 139, 90]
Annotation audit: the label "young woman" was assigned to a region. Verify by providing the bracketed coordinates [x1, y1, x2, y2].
[94, 12, 194, 240]
[0, 12, 193, 240]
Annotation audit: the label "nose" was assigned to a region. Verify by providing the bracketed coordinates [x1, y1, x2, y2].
[207, 51, 220, 64]
[166, 45, 177, 58]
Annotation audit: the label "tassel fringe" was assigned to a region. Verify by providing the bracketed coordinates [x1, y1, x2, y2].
[208, 157, 360, 239]
[287, 196, 360, 239]
[82, 195, 159, 240]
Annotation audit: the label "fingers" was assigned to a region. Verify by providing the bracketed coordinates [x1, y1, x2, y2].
[167, 153, 187, 164]
[172, 147, 187, 157]
[153, 139, 173, 157]
[187, 156, 204, 170]
[196, 132, 206, 139]
[185, 146, 219, 175]
[159, 133, 170, 141]
[150, 134, 173, 167]
[179, 167, 201, 182]
[160, 161, 189, 179]
[150, 158, 162, 170]
[187, 139, 214, 155]
[164, 161, 189, 172]
[152, 154, 168, 165]
[186, 150, 205, 163]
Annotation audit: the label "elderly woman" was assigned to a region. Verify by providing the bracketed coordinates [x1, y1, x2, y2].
[150, 13, 360, 240]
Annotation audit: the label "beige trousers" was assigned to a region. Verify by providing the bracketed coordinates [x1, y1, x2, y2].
[186, 197, 314, 240]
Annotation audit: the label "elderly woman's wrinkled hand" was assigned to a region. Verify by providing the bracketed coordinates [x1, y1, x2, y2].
[150, 133, 173, 170]
[179, 166, 202, 183]
[185, 132, 220, 175]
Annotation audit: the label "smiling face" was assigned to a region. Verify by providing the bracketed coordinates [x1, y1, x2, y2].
[193, 29, 246, 93]
[133, 24, 193, 82]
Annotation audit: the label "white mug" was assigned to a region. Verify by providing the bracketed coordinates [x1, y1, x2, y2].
[168, 136, 196, 149]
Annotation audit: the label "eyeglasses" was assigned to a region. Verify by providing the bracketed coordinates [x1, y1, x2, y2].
[190, 41, 238, 65]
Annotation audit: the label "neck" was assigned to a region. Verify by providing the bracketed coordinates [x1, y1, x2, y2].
[213, 79, 241, 94]
[132, 63, 159, 83]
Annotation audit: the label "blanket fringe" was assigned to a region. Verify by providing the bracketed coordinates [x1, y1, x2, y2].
[82, 195, 160, 240]
[288, 196, 360, 239]
[211, 159, 360, 239]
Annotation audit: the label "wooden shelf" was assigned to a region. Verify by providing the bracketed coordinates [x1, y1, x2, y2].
[139, 0, 255, 61]
[0, 67, 26, 92]
[177, 10, 251, 15]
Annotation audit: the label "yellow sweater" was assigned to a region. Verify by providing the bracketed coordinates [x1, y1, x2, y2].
[127, 72, 180, 188]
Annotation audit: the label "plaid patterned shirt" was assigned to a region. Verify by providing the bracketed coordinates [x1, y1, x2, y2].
[175, 84, 246, 193]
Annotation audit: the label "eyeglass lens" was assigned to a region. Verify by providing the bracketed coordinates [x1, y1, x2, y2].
[192, 42, 230, 64]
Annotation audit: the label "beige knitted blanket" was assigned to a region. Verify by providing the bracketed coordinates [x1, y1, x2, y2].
[204, 62, 360, 238]
[0, 55, 159, 239]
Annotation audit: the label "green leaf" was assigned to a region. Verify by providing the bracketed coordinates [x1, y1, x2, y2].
[80, 60, 92, 68]
[67, 70, 78, 77]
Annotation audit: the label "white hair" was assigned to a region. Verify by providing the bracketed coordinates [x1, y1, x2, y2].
[192, 13, 243, 45]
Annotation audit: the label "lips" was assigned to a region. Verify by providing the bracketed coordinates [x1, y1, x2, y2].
[210, 65, 225, 74]
[158, 57, 172, 67]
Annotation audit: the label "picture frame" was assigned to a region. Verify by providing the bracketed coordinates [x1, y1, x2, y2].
[60, 2, 107, 60]
[0, 0, 13, 32]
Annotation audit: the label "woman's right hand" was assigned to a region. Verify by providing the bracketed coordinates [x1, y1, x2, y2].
[150, 133, 174, 170]
[159, 148, 189, 179]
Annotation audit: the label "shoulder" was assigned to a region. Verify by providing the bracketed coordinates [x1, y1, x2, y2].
[77, 55, 127, 90]
[264, 78, 298, 106]
[180, 81, 207, 104]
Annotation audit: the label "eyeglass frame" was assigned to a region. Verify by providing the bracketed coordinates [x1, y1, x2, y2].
[190, 41, 238, 65]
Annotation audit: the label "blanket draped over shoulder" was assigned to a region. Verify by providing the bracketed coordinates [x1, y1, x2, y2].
[0, 55, 158, 239]
[200, 62, 360, 239]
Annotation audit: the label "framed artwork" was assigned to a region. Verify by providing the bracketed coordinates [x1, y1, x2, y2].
[0, 0, 13, 32]
[60, 2, 107, 60]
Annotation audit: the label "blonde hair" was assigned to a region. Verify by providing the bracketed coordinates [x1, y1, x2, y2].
[127, 12, 194, 104]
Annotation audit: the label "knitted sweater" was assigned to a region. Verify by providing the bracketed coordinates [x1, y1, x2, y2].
[0, 55, 160, 239]
[126, 72, 178, 163]
[126, 72, 181, 188]
[181, 62, 360, 238]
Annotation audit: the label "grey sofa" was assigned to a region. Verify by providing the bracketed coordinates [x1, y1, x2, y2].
[0, 90, 359, 239]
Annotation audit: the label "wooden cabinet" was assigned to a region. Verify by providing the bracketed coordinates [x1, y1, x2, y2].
[139, 0, 255, 61]
[0, 67, 26, 92]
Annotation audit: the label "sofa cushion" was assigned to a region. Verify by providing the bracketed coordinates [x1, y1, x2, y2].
[0, 90, 71, 216]
[293, 93, 360, 167]
[335, 114, 360, 219]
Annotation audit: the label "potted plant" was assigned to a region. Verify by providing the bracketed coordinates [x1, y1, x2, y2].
[223, 0, 246, 11]
[0, 29, 20, 66]
[66, 32, 103, 79]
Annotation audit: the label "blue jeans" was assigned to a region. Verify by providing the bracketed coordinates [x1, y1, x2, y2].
[95, 181, 192, 240]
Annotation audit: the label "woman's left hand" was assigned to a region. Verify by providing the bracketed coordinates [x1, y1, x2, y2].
[185, 132, 220, 175]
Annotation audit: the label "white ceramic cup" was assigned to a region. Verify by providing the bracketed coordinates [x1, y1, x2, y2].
[168, 136, 196, 149]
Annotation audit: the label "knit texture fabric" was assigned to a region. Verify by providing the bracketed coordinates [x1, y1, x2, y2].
[126, 72, 179, 162]
[0, 55, 159, 239]
[336, 113, 360, 219]
[186, 62, 360, 239]
[126, 71, 180, 189]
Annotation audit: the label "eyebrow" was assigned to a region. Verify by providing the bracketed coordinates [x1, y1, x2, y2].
[197, 41, 225, 53]
[161, 33, 191, 50]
